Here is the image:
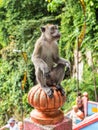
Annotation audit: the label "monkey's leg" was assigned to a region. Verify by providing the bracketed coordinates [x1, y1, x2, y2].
[36, 68, 54, 98]
[49, 64, 65, 96]
[49, 64, 65, 84]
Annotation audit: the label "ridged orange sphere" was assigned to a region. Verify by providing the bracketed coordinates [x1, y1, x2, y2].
[28, 84, 66, 111]
[28, 84, 66, 125]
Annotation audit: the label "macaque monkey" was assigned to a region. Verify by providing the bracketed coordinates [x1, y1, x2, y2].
[32, 24, 70, 98]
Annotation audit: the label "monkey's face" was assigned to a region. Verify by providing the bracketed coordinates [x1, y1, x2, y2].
[41, 24, 61, 41]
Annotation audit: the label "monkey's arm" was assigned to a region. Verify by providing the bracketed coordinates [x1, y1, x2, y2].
[53, 45, 70, 66]
[57, 57, 70, 67]
[53, 45, 71, 76]
[32, 42, 50, 74]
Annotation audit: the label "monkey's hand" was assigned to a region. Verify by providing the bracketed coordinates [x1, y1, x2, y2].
[57, 58, 70, 67]
[65, 62, 71, 77]
[65, 62, 70, 70]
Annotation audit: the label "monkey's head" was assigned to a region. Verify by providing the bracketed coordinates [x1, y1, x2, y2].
[41, 24, 61, 41]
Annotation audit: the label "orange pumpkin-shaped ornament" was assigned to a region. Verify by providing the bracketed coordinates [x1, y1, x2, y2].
[28, 84, 66, 125]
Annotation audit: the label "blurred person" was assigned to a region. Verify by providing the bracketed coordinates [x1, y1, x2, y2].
[82, 92, 89, 101]
[70, 105, 84, 124]
[0, 117, 19, 130]
[18, 122, 24, 130]
[76, 92, 84, 112]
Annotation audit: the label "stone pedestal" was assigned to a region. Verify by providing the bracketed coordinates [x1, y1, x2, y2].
[28, 84, 66, 125]
[27, 84, 72, 129]
[24, 117, 72, 130]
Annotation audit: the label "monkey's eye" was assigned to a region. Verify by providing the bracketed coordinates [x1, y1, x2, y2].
[51, 27, 55, 31]
[51, 26, 57, 34]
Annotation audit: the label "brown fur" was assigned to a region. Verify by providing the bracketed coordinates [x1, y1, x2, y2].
[32, 24, 70, 98]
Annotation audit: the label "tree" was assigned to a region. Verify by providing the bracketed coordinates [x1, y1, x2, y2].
[0, 0, 56, 125]
[47, 0, 98, 110]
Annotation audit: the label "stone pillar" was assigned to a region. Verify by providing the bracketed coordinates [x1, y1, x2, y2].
[24, 117, 72, 130]
[27, 84, 72, 130]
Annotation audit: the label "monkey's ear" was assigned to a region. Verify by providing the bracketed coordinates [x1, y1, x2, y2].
[41, 26, 45, 32]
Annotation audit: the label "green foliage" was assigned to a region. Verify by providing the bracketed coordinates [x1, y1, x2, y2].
[0, 48, 32, 124]
[59, 0, 83, 59]
[61, 78, 77, 112]
[0, 0, 98, 126]
[0, 0, 56, 126]
[48, 0, 98, 112]
[47, 0, 65, 13]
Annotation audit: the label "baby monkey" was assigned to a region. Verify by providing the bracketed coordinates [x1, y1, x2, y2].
[32, 24, 70, 98]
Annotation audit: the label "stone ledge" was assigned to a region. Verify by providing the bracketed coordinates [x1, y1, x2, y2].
[24, 116, 72, 130]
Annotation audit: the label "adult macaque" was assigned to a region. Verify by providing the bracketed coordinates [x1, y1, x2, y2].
[32, 24, 70, 98]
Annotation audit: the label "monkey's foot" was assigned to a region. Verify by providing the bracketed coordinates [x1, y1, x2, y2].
[43, 85, 54, 98]
[56, 84, 65, 96]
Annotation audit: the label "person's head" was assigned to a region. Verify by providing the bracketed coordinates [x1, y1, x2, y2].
[73, 105, 78, 112]
[8, 118, 16, 127]
[18, 121, 23, 130]
[83, 92, 88, 97]
[77, 92, 82, 97]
